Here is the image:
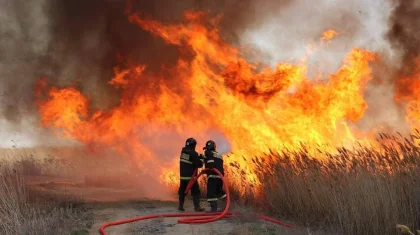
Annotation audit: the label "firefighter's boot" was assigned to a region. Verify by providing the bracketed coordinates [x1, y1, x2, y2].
[193, 194, 205, 212]
[178, 195, 185, 212]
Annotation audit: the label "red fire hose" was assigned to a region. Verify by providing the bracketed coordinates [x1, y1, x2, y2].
[99, 168, 299, 234]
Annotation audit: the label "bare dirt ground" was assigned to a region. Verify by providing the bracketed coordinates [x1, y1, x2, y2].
[87, 199, 309, 235]
[88, 200, 234, 235]
[27, 175, 309, 235]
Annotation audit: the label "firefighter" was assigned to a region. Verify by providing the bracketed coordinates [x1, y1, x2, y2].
[178, 137, 205, 212]
[203, 140, 226, 212]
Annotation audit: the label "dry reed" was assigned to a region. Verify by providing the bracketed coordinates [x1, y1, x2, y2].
[0, 151, 92, 235]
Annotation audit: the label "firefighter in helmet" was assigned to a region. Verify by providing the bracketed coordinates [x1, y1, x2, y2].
[203, 140, 226, 212]
[178, 137, 205, 212]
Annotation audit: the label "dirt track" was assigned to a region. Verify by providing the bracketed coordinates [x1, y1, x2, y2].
[27, 176, 308, 235]
[86, 198, 314, 235]
[88, 200, 237, 235]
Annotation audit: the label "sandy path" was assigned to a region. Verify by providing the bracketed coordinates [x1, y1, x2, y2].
[26, 176, 308, 235]
[87, 199, 313, 235]
[26, 176, 238, 234]
[89, 199, 237, 235]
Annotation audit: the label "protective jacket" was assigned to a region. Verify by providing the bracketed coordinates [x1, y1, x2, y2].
[204, 149, 224, 178]
[179, 147, 203, 180]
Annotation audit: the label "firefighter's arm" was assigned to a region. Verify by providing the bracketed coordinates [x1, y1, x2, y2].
[199, 153, 205, 165]
[193, 152, 203, 168]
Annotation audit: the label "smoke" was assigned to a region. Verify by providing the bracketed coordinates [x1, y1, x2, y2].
[237, 0, 396, 72]
[0, 0, 50, 122]
[387, 0, 420, 72]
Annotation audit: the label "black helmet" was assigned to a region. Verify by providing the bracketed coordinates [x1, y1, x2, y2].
[185, 137, 197, 149]
[203, 140, 216, 151]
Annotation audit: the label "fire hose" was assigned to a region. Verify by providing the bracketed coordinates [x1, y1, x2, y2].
[99, 168, 299, 235]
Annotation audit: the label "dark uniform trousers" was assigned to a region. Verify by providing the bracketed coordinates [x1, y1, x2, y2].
[178, 178, 201, 209]
[178, 179, 200, 197]
[206, 177, 224, 202]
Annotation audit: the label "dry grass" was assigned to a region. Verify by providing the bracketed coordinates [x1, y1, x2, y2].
[0, 151, 92, 235]
[228, 131, 420, 235]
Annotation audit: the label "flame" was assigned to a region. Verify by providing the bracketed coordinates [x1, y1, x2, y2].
[37, 85, 89, 138]
[395, 61, 420, 131]
[109, 65, 147, 88]
[35, 10, 417, 194]
[321, 29, 340, 43]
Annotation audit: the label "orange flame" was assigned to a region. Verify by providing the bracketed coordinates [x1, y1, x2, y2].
[37, 86, 89, 138]
[35, 10, 417, 194]
[321, 29, 340, 43]
[395, 61, 420, 131]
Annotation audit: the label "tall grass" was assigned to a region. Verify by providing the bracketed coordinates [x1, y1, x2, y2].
[241, 131, 420, 235]
[0, 152, 92, 235]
